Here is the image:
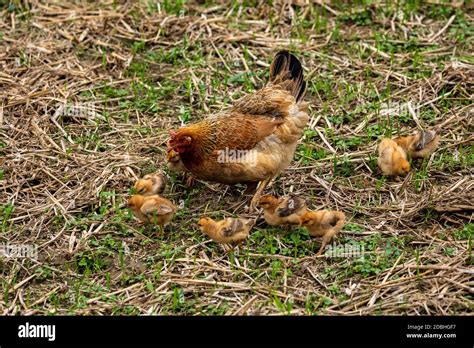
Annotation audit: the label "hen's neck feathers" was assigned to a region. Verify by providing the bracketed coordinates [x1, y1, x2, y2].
[179, 121, 216, 163]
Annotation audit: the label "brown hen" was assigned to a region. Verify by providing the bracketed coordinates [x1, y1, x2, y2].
[168, 51, 309, 209]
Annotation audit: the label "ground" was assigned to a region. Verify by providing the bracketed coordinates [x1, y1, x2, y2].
[0, 1, 473, 315]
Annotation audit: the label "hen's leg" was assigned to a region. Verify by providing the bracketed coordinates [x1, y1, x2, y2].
[243, 181, 258, 195]
[250, 177, 271, 211]
[184, 174, 195, 187]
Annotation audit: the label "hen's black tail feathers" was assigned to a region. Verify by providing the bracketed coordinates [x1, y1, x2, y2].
[269, 50, 306, 102]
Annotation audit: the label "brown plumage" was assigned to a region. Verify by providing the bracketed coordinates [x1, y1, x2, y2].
[377, 138, 411, 176]
[394, 129, 440, 159]
[198, 216, 255, 247]
[168, 51, 309, 209]
[257, 194, 307, 227]
[299, 210, 346, 256]
[133, 172, 167, 196]
[127, 195, 177, 231]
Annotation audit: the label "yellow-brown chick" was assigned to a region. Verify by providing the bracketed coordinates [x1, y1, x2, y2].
[166, 149, 186, 173]
[127, 195, 177, 231]
[299, 210, 346, 256]
[257, 194, 307, 227]
[394, 129, 440, 159]
[198, 216, 255, 249]
[377, 138, 411, 176]
[133, 172, 167, 196]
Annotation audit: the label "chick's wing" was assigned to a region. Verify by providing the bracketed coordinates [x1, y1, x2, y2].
[222, 218, 244, 237]
[276, 195, 306, 217]
[140, 199, 174, 218]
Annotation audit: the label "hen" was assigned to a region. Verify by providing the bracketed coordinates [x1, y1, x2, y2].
[168, 51, 309, 208]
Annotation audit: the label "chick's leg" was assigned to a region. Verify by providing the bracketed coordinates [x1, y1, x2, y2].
[224, 244, 236, 256]
[234, 239, 244, 251]
[223, 239, 245, 256]
[316, 233, 333, 256]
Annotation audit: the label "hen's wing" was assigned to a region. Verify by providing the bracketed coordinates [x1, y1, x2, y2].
[276, 195, 306, 217]
[213, 113, 284, 151]
[215, 50, 307, 150]
[231, 87, 294, 119]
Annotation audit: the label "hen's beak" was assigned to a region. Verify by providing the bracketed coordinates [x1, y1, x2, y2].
[169, 143, 180, 151]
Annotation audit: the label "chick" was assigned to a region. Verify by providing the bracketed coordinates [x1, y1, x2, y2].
[166, 149, 186, 173]
[257, 194, 307, 227]
[166, 149, 194, 187]
[198, 216, 255, 250]
[127, 195, 177, 231]
[133, 172, 167, 196]
[394, 129, 440, 159]
[377, 138, 411, 176]
[299, 210, 346, 256]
